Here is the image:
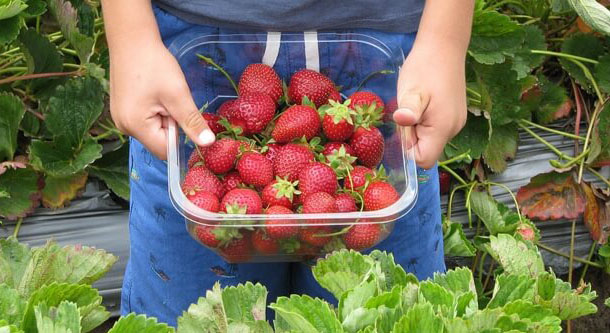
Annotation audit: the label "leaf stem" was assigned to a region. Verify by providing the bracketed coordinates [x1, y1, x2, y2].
[537, 243, 603, 268]
[466, 87, 481, 99]
[579, 242, 597, 284]
[356, 70, 394, 92]
[552, 148, 590, 169]
[0, 66, 27, 75]
[586, 167, 610, 188]
[196, 54, 238, 95]
[466, 182, 477, 229]
[439, 164, 468, 186]
[484, 181, 522, 222]
[438, 152, 472, 167]
[61, 48, 78, 56]
[530, 50, 599, 65]
[518, 122, 571, 160]
[568, 219, 576, 284]
[566, 58, 604, 102]
[447, 183, 471, 220]
[12, 218, 23, 239]
[0, 70, 82, 85]
[63, 63, 82, 69]
[518, 119, 585, 141]
[579, 101, 608, 183]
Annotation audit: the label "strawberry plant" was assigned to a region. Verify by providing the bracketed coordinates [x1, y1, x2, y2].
[0, 0, 128, 226]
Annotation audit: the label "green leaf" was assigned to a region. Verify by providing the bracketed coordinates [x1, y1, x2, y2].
[533, 76, 572, 125]
[20, 111, 40, 137]
[0, 0, 27, 20]
[0, 284, 25, 326]
[596, 54, 610, 95]
[502, 300, 561, 332]
[0, 320, 23, 333]
[445, 308, 503, 332]
[222, 282, 268, 323]
[372, 307, 402, 333]
[559, 34, 605, 93]
[34, 301, 81, 333]
[0, 93, 25, 161]
[455, 292, 478, 318]
[473, 61, 526, 125]
[605, 297, 610, 308]
[418, 281, 455, 317]
[177, 284, 226, 333]
[487, 274, 535, 309]
[339, 280, 377, 322]
[88, 143, 129, 200]
[30, 136, 103, 177]
[536, 272, 557, 301]
[45, 76, 104, 147]
[109, 313, 174, 333]
[367, 250, 411, 291]
[270, 295, 343, 333]
[312, 250, 373, 300]
[484, 234, 544, 278]
[535, 277, 598, 321]
[0, 16, 21, 45]
[21, 283, 110, 333]
[567, 0, 610, 35]
[587, 103, 610, 166]
[511, 25, 547, 79]
[21, 0, 46, 17]
[17, 29, 63, 92]
[469, 10, 525, 65]
[483, 123, 518, 173]
[469, 191, 519, 235]
[443, 219, 476, 257]
[0, 167, 40, 220]
[46, 0, 95, 63]
[0, 237, 31, 288]
[432, 267, 477, 297]
[444, 113, 490, 160]
[341, 307, 378, 333]
[392, 303, 444, 332]
[41, 171, 88, 209]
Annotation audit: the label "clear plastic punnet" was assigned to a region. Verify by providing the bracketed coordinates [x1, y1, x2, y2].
[167, 31, 418, 262]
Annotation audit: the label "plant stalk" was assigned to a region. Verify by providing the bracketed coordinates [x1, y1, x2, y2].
[530, 50, 599, 65]
[0, 70, 82, 85]
[579, 242, 597, 284]
[538, 243, 603, 268]
[13, 218, 23, 239]
[518, 119, 585, 141]
[196, 54, 238, 94]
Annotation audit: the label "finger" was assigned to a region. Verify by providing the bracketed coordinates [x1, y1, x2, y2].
[133, 112, 169, 160]
[162, 84, 215, 147]
[410, 125, 447, 170]
[393, 90, 430, 127]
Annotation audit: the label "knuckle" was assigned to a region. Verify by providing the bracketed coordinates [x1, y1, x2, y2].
[183, 110, 205, 130]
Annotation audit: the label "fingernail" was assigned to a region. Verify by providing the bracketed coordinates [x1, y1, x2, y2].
[395, 108, 413, 115]
[198, 129, 215, 146]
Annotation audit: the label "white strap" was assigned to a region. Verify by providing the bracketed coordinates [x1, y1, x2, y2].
[262, 31, 282, 67]
[304, 30, 320, 71]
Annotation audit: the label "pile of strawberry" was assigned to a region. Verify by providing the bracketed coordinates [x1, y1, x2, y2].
[181, 63, 401, 262]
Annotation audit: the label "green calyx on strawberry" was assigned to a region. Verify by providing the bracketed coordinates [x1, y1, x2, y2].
[353, 102, 384, 130]
[272, 177, 301, 201]
[278, 238, 301, 254]
[217, 117, 247, 138]
[321, 99, 357, 141]
[223, 202, 249, 215]
[326, 145, 357, 179]
[322, 237, 346, 253]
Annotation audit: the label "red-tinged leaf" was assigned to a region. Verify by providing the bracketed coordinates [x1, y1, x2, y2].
[41, 171, 88, 209]
[587, 103, 610, 167]
[0, 167, 42, 220]
[582, 182, 610, 244]
[516, 171, 586, 221]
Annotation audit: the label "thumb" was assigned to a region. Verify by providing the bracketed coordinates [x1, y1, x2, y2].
[162, 85, 216, 147]
[393, 89, 429, 127]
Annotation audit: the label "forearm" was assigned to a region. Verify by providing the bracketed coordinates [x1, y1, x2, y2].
[412, 0, 475, 60]
[101, 0, 162, 57]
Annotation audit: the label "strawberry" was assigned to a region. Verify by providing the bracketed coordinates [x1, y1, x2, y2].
[188, 191, 220, 212]
[335, 193, 357, 212]
[187, 147, 207, 169]
[288, 69, 338, 107]
[343, 223, 381, 251]
[252, 229, 280, 254]
[344, 165, 374, 191]
[363, 181, 399, 211]
[217, 99, 238, 119]
[349, 91, 385, 114]
[182, 165, 224, 199]
[274, 144, 315, 181]
[322, 142, 355, 158]
[516, 223, 536, 242]
[298, 162, 338, 198]
[321, 99, 356, 141]
[439, 170, 451, 195]
[195, 225, 221, 248]
[262, 178, 300, 209]
[328, 90, 342, 103]
[202, 113, 225, 134]
[384, 98, 398, 123]
[204, 138, 241, 174]
[350, 126, 384, 168]
[219, 233, 252, 262]
[302, 192, 337, 214]
[222, 171, 243, 193]
[265, 205, 298, 239]
[271, 105, 321, 143]
[263, 143, 282, 163]
[299, 226, 333, 247]
[230, 93, 276, 135]
[238, 63, 283, 103]
[237, 152, 274, 187]
[221, 188, 263, 214]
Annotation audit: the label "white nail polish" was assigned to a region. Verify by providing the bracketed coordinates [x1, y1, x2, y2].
[198, 129, 215, 146]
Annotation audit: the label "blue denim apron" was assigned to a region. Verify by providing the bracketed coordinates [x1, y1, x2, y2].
[121, 5, 445, 326]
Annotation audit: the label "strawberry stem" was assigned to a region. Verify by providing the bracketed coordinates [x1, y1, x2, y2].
[439, 164, 467, 186]
[518, 119, 585, 141]
[196, 54, 239, 95]
[315, 224, 353, 237]
[578, 100, 608, 184]
[12, 218, 23, 239]
[356, 69, 395, 92]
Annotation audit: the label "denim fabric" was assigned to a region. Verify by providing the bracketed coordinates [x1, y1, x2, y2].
[120, 5, 445, 326]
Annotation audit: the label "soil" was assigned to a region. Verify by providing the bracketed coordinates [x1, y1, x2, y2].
[569, 267, 610, 332]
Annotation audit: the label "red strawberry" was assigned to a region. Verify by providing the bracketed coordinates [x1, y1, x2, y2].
[237, 152, 274, 187]
[265, 205, 298, 239]
[349, 91, 385, 114]
[222, 171, 243, 193]
[195, 225, 221, 248]
[252, 229, 279, 254]
[217, 99, 238, 119]
[335, 193, 357, 212]
[274, 144, 315, 181]
[299, 226, 333, 247]
[238, 63, 283, 103]
[322, 100, 356, 141]
[219, 233, 252, 262]
[302, 192, 337, 214]
[204, 138, 241, 174]
[221, 188, 263, 214]
[343, 223, 381, 251]
[182, 165, 224, 199]
[350, 126, 384, 168]
[516, 224, 536, 242]
[363, 181, 399, 211]
[328, 90, 342, 103]
[188, 191, 220, 212]
[288, 69, 337, 107]
[262, 178, 299, 209]
[296, 241, 321, 258]
[384, 98, 398, 123]
[263, 143, 282, 163]
[439, 170, 451, 195]
[344, 165, 374, 191]
[323, 142, 355, 158]
[232, 93, 276, 135]
[271, 105, 321, 143]
[187, 147, 207, 169]
[298, 162, 338, 198]
[202, 113, 225, 134]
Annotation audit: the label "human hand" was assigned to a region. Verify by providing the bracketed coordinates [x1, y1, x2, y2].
[108, 39, 215, 159]
[393, 45, 468, 169]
